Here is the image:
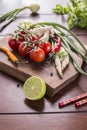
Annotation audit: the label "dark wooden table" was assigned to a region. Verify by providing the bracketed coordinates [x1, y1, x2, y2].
[0, 0, 87, 130]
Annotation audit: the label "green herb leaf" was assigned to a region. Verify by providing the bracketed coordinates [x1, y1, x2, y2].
[56, 51, 67, 62]
[53, 0, 87, 29]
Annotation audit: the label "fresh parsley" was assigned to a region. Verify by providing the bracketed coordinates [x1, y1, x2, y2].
[53, 0, 87, 29]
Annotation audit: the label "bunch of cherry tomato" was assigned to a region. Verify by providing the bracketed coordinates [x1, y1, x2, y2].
[8, 28, 61, 63]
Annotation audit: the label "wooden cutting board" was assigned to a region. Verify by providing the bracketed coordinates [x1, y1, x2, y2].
[0, 36, 83, 96]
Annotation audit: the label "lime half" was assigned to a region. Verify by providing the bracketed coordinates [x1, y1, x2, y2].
[23, 76, 46, 101]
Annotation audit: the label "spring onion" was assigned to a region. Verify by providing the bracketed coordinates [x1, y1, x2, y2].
[0, 4, 40, 32]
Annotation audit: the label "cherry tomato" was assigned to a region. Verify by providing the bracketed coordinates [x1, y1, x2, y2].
[18, 43, 32, 57]
[41, 42, 52, 54]
[18, 36, 25, 43]
[30, 48, 45, 62]
[29, 35, 39, 41]
[8, 37, 19, 50]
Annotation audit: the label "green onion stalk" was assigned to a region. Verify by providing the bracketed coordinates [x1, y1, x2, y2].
[0, 4, 40, 32]
[31, 22, 87, 75]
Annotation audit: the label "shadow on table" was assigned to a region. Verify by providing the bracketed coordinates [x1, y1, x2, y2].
[24, 98, 45, 112]
[45, 74, 82, 104]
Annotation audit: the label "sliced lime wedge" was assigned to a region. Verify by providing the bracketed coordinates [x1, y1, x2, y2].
[23, 76, 46, 101]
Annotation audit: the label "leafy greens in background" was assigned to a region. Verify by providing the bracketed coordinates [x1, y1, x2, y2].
[53, 0, 87, 29]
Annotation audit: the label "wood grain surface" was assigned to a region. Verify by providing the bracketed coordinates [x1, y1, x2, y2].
[0, 113, 87, 130]
[0, 36, 83, 96]
[0, 0, 87, 130]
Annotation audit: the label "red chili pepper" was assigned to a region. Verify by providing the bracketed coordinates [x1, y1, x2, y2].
[30, 35, 39, 41]
[53, 47, 60, 53]
[53, 36, 61, 53]
[21, 31, 26, 35]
